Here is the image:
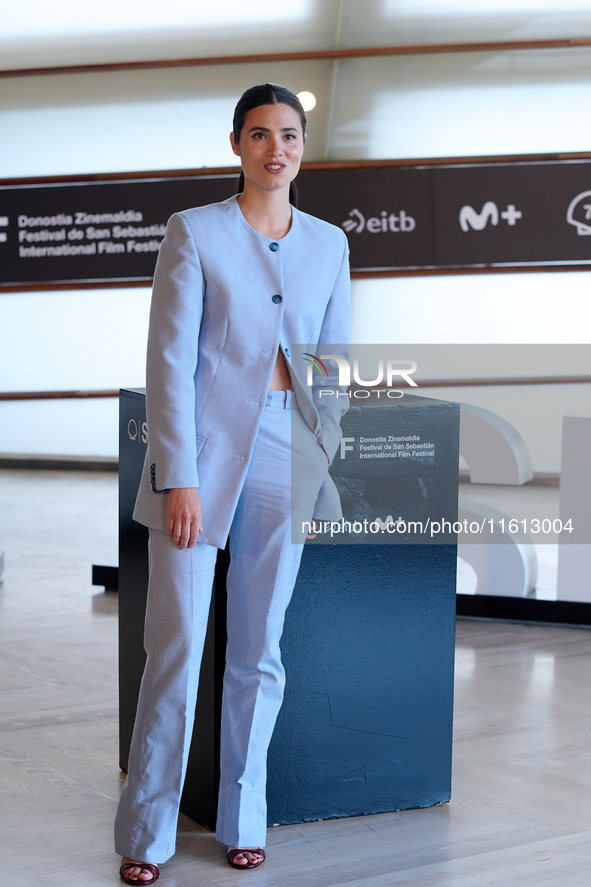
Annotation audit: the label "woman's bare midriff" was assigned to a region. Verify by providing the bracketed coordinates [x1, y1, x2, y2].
[268, 348, 292, 391]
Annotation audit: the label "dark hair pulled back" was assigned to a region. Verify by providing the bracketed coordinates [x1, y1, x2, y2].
[233, 83, 306, 207]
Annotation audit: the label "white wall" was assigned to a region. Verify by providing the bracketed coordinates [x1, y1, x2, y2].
[350, 273, 591, 473]
[0, 60, 335, 178]
[0, 286, 150, 456]
[351, 271, 591, 345]
[2, 271, 589, 465]
[330, 49, 591, 159]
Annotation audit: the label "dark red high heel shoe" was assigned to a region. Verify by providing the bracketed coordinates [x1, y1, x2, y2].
[119, 861, 160, 884]
[226, 848, 266, 869]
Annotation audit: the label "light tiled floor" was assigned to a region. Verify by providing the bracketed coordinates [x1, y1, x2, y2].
[1, 468, 591, 886]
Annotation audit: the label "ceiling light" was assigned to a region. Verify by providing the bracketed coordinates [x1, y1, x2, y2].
[297, 91, 317, 112]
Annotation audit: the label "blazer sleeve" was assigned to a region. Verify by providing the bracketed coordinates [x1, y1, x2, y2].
[145, 212, 204, 492]
[314, 230, 352, 462]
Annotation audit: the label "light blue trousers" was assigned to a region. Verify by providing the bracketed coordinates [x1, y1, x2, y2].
[114, 390, 329, 862]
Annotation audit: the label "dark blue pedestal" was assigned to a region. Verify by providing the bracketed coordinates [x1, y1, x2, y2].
[268, 543, 457, 822]
[119, 389, 458, 829]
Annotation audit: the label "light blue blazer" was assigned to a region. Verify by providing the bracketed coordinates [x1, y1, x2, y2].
[133, 194, 351, 549]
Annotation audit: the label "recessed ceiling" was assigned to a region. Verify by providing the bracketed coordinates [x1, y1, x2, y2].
[2, 0, 591, 70]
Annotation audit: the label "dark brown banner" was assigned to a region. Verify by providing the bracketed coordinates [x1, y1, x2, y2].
[1, 158, 591, 288]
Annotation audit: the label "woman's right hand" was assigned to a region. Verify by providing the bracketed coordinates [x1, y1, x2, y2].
[167, 488, 203, 549]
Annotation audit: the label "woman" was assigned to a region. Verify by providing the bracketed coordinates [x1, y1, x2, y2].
[115, 83, 351, 885]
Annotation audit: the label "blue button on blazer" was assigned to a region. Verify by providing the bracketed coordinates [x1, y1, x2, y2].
[133, 194, 351, 549]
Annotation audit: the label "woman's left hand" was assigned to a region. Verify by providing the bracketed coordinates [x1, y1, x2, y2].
[167, 487, 203, 549]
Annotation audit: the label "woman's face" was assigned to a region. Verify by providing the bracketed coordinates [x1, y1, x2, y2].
[230, 103, 305, 196]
